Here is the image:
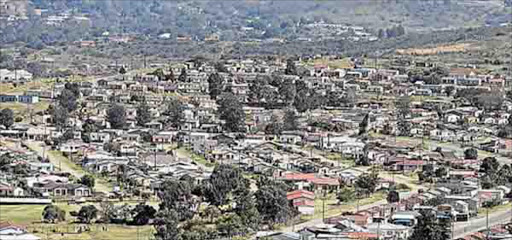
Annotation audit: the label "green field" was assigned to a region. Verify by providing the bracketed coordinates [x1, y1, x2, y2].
[1, 204, 154, 240]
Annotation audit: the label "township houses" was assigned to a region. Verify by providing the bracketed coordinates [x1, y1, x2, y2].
[287, 190, 315, 215]
[280, 173, 340, 193]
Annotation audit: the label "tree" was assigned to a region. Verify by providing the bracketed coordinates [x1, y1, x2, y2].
[178, 68, 187, 82]
[0, 153, 12, 168]
[284, 58, 297, 75]
[435, 167, 448, 179]
[132, 203, 157, 225]
[256, 178, 295, 227]
[418, 164, 435, 183]
[387, 190, 400, 203]
[165, 68, 175, 81]
[152, 68, 165, 81]
[154, 209, 181, 240]
[265, 114, 283, 135]
[52, 105, 68, 129]
[355, 171, 379, 197]
[278, 79, 296, 105]
[58, 88, 78, 112]
[107, 104, 126, 129]
[136, 101, 152, 126]
[444, 85, 455, 96]
[359, 113, 369, 135]
[396, 96, 411, 136]
[396, 25, 405, 36]
[157, 179, 195, 221]
[78, 205, 98, 223]
[342, 88, 357, 107]
[480, 157, 501, 188]
[80, 174, 95, 189]
[203, 205, 221, 223]
[0, 108, 14, 129]
[294, 89, 311, 113]
[409, 210, 450, 240]
[464, 148, 478, 160]
[165, 99, 186, 128]
[249, 76, 268, 103]
[218, 93, 245, 132]
[377, 29, 384, 38]
[337, 187, 355, 203]
[203, 164, 242, 206]
[119, 66, 127, 75]
[216, 214, 245, 237]
[283, 108, 298, 131]
[42, 205, 66, 223]
[233, 179, 260, 232]
[207, 73, 224, 100]
[214, 62, 228, 73]
[181, 226, 218, 240]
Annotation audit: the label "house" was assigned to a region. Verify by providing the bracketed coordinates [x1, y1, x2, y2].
[152, 131, 177, 144]
[366, 222, 411, 240]
[390, 211, 421, 226]
[0, 221, 40, 240]
[279, 134, 302, 145]
[386, 160, 425, 172]
[0, 69, 33, 82]
[18, 95, 39, 104]
[37, 182, 92, 197]
[89, 132, 111, 143]
[287, 190, 315, 215]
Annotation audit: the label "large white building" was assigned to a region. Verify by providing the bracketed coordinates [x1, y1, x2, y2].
[0, 69, 33, 82]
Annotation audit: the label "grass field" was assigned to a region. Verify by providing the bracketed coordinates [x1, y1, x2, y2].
[303, 58, 354, 69]
[1, 204, 154, 240]
[300, 191, 385, 221]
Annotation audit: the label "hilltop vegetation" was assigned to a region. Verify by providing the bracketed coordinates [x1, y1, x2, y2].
[1, 0, 511, 46]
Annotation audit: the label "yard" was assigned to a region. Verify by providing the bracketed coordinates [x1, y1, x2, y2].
[300, 191, 386, 221]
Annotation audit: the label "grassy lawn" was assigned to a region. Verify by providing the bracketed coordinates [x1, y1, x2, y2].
[176, 147, 216, 168]
[0, 101, 50, 123]
[478, 202, 512, 215]
[1, 204, 154, 240]
[47, 150, 85, 174]
[300, 192, 385, 221]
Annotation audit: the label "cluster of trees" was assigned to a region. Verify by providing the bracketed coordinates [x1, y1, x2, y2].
[395, 95, 411, 136]
[454, 88, 504, 112]
[154, 164, 297, 239]
[106, 104, 127, 129]
[42, 202, 158, 226]
[337, 168, 380, 202]
[377, 25, 406, 39]
[0, 108, 14, 129]
[407, 66, 449, 85]
[408, 210, 451, 240]
[479, 157, 512, 189]
[264, 108, 299, 135]
[49, 82, 81, 130]
[217, 92, 246, 132]
[418, 164, 448, 183]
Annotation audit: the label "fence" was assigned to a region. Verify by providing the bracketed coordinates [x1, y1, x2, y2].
[27, 223, 157, 240]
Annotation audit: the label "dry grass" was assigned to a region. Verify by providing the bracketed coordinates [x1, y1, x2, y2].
[396, 43, 471, 55]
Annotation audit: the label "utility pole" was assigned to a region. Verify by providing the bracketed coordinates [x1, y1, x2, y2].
[486, 206, 489, 240]
[377, 221, 380, 240]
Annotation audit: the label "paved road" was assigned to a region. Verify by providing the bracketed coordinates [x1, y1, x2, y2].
[454, 208, 512, 238]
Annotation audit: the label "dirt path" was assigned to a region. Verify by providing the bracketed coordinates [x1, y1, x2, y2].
[24, 140, 111, 193]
